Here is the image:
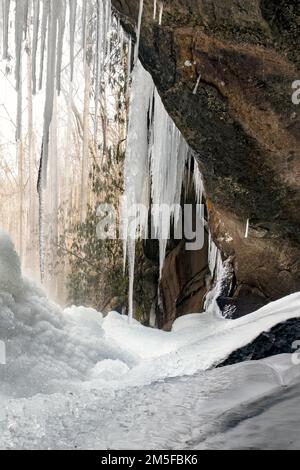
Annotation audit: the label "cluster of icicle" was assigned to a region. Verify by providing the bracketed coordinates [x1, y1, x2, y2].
[0, 0, 120, 280]
[122, 61, 218, 318]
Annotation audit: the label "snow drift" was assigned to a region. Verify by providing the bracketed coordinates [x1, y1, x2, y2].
[1, 230, 300, 449]
[1, 229, 300, 395]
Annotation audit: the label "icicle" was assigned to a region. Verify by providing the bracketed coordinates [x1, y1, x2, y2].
[106, 0, 112, 59]
[119, 25, 124, 64]
[15, 0, 26, 93]
[0, 0, 3, 57]
[193, 73, 201, 95]
[208, 232, 218, 277]
[193, 160, 204, 219]
[16, 53, 23, 142]
[122, 61, 154, 318]
[38, 0, 49, 91]
[69, 0, 77, 82]
[32, 0, 40, 95]
[245, 218, 249, 238]
[37, 0, 59, 281]
[94, 0, 102, 138]
[204, 250, 225, 315]
[150, 89, 190, 275]
[158, 2, 163, 26]
[56, 0, 66, 94]
[127, 35, 132, 90]
[37, 176, 46, 282]
[153, 0, 157, 20]
[23, 0, 29, 37]
[39, 0, 59, 188]
[134, 0, 143, 65]
[81, 0, 87, 49]
[2, 0, 10, 59]
[123, 61, 191, 316]
[15, 0, 27, 142]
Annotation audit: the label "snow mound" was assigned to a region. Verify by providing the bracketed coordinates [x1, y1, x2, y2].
[0, 231, 300, 399]
[0, 230, 23, 296]
[1, 231, 300, 449]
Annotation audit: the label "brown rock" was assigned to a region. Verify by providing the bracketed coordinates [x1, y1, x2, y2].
[112, 0, 300, 324]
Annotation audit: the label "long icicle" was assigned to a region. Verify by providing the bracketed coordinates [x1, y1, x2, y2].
[37, 0, 59, 281]
[123, 61, 154, 319]
[15, 0, 26, 142]
[153, 0, 157, 20]
[38, 0, 49, 91]
[56, 0, 66, 94]
[69, 0, 77, 82]
[81, 0, 87, 50]
[158, 2, 163, 25]
[94, 0, 102, 139]
[134, 0, 143, 66]
[2, 0, 10, 59]
[32, 0, 40, 94]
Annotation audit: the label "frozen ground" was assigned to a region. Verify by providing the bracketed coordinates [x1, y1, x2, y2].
[1, 230, 300, 449]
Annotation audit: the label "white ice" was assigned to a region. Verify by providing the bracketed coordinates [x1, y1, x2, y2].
[123, 61, 191, 314]
[1, 230, 300, 449]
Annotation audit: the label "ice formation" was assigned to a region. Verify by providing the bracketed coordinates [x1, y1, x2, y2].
[158, 2, 163, 26]
[193, 160, 204, 220]
[123, 61, 223, 318]
[245, 218, 249, 238]
[153, 0, 157, 20]
[122, 60, 154, 318]
[134, 0, 144, 66]
[122, 61, 192, 316]
[193, 73, 201, 95]
[0, 0, 119, 280]
[208, 232, 219, 277]
[1, 231, 300, 448]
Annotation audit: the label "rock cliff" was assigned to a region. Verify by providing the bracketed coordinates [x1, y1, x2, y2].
[112, 0, 300, 323]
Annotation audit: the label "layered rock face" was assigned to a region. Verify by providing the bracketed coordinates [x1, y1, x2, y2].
[113, 0, 300, 321]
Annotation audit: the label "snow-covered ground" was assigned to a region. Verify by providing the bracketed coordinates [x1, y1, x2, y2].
[1, 229, 300, 449]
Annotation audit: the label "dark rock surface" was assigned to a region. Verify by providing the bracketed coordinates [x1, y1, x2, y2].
[112, 0, 300, 325]
[219, 317, 300, 367]
[159, 232, 209, 330]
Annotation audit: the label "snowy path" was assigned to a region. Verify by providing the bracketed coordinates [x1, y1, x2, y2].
[1, 356, 300, 449]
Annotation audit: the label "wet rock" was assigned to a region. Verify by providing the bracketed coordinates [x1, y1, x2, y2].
[219, 317, 300, 366]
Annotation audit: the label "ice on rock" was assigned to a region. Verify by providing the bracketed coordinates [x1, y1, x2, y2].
[158, 2, 163, 25]
[122, 60, 154, 317]
[153, 0, 157, 20]
[150, 89, 191, 275]
[123, 61, 191, 314]
[208, 231, 220, 278]
[193, 159, 204, 220]
[193, 73, 201, 95]
[245, 218, 249, 238]
[134, 0, 143, 65]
